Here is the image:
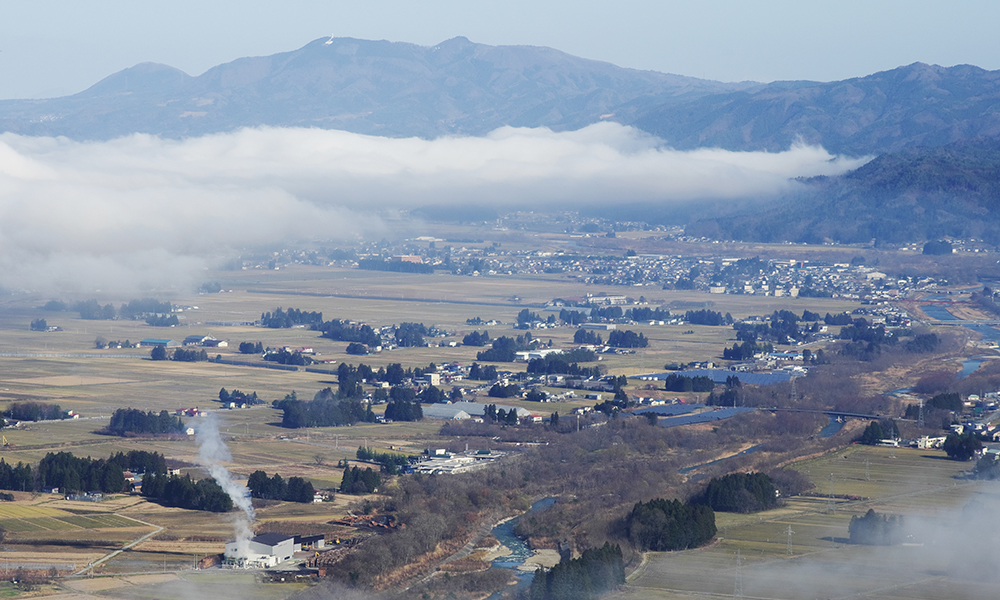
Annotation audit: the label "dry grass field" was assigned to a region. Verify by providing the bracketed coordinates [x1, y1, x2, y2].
[0, 259, 867, 589]
[613, 446, 994, 600]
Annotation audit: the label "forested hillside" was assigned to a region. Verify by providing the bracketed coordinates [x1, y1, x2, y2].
[685, 137, 1000, 244]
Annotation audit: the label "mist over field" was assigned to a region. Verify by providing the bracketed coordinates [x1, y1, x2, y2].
[0, 123, 867, 294]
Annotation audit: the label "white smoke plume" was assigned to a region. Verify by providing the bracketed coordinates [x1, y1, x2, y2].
[194, 414, 254, 557]
[0, 124, 869, 293]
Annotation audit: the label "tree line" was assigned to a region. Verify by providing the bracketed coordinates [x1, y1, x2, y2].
[263, 348, 313, 365]
[685, 309, 733, 326]
[4, 402, 66, 422]
[528, 542, 625, 600]
[384, 398, 423, 422]
[526, 353, 601, 378]
[218, 388, 263, 405]
[357, 258, 434, 274]
[477, 333, 537, 362]
[573, 329, 602, 344]
[104, 408, 185, 437]
[46, 298, 173, 320]
[260, 307, 323, 328]
[1, 450, 166, 495]
[607, 329, 648, 348]
[468, 363, 499, 381]
[849, 509, 906, 545]
[145, 314, 179, 327]
[150, 346, 209, 362]
[246, 470, 316, 503]
[317, 320, 382, 347]
[275, 389, 375, 428]
[356, 446, 411, 474]
[238, 341, 265, 354]
[723, 340, 774, 360]
[859, 420, 900, 445]
[662, 373, 715, 392]
[340, 466, 381, 494]
[696, 472, 779, 513]
[141, 472, 233, 512]
[462, 330, 491, 346]
[625, 498, 717, 551]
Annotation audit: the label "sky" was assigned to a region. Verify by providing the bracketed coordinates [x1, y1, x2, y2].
[2, 0, 999, 99]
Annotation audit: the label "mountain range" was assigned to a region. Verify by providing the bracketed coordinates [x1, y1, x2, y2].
[0, 36, 747, 140]
[683, 137, 1000, 245]
[5, 36, 1000, 160]
[634, 62, 1000, 156]
[5, 37, 1000, 244]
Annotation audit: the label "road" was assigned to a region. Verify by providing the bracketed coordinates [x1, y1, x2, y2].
[71, 518, 164, 576]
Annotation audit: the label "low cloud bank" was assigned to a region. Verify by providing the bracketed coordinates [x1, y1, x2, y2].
[0, 123, 867, 293]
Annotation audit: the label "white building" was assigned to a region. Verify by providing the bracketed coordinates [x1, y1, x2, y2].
[224, 533, 325, 568]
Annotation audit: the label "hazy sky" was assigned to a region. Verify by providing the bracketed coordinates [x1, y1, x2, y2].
[2, 0, 998, 99]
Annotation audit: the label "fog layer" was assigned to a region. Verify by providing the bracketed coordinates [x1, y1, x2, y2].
[0, 123, 867, 293]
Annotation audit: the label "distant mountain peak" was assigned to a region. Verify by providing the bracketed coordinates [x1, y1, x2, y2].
[635, 60, 1000, 155]
[0, 36, 745, 140]
[81, 62, 192, 98]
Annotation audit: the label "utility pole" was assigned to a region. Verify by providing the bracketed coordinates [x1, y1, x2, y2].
[786, 525, 794, 555]
[918, 397, 925, 428]
[827, 473, 835, 512]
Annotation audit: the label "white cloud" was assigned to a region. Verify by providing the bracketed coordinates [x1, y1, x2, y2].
[0, 123, 867, 293]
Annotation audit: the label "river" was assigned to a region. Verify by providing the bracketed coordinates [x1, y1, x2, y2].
[487, 497, 557, 597]
[919, 304, 998, 378]
[491, 497, 556, 569]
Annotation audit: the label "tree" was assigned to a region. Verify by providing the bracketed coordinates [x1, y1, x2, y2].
[29, 318, 47, 331]
[944, 432, 982, 461]
[699, 472, 779, 513]
[105, 408, 184, 436]
[488, 383, 521, 398]
[860, 420, 899, 445]
[462, 331, 490, 346]
[607, 329, 648, 348]
[419, 385, 446, 404]
[150, 346, 167, 361]
[345, 342, 368, 355]
[929, 393, 962, 412]
[849, 509, 905, 545]
[340, 466, 381, 494]
[528, 542, 624, 600]
[923, 240, 953, 255]
[625, 498, 716, 551]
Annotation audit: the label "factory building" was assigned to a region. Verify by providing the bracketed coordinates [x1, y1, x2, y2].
[224, 533, 326, 569]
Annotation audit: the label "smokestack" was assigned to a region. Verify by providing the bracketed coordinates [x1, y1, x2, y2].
[195, 414, 255, 557]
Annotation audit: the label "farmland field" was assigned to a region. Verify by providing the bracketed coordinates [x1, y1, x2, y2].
[0, 255, 907, 589]
[613, 446, 996, 600]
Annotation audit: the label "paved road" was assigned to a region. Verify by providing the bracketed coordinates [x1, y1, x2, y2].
[71, 518, 164, 576]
